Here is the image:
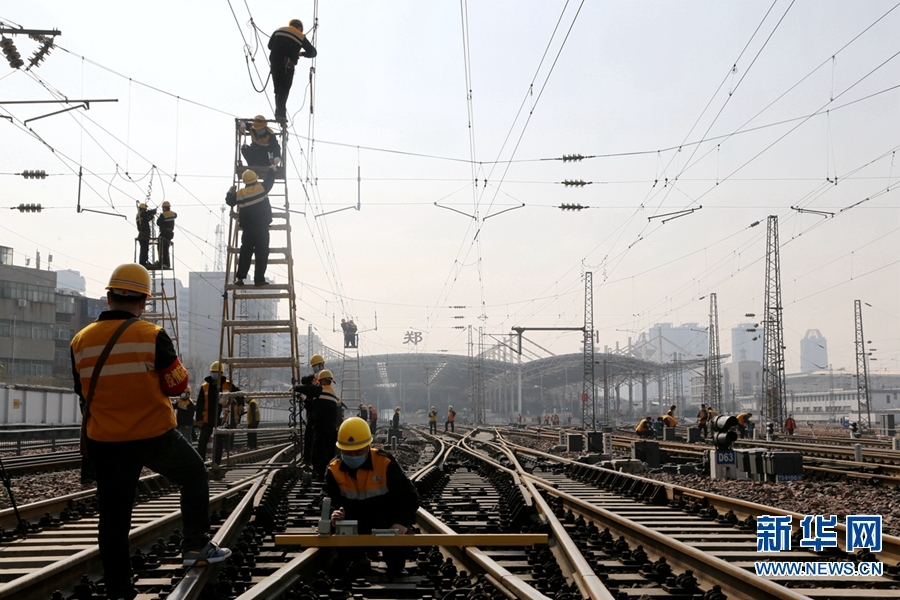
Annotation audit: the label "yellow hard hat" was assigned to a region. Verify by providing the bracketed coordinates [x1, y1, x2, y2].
[395, 406, 401, 412]
[448, 405, 453, 410]
[289, 19, 303, 31]
[210, 361, 224, 373]
[318, 369, 333, 380]
[138, 203, 147, 210]
[106, 263, 151, 297]
[310, 354, 325, 367]
[251, 115, 267, 130]
[242, 170, 258, 185]
[336, 417, 372, 451]
[162, 201, 171, 209]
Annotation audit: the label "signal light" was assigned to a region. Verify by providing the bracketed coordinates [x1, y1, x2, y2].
[710, 415, 739, 450]
[22, 170, 47, 179]
[15, 203, 42, 213]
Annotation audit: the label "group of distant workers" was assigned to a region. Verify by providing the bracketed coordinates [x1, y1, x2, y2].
[427, 405, 457, 434]
[635, 404, 754, 440]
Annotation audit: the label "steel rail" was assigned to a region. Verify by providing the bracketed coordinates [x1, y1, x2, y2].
[167, 444, 296, 600]
[492, 436, 615, 600]
[498, 434, 900, 562]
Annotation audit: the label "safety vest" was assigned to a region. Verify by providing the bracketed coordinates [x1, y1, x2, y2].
[247, 399, 260, 425]
[428, 410, 437, 423]
[737, 413, 751, 426]
[447, 410, 456, 422]
[199, 380, 235, 424]
[662, 415, 677, 427]
[319, 385, 340, 429]
[697, 409, 708, 424]
[635, 419, 652, 433]
[369, 407, 378, 421]
[784, 417, 796, 429]
[158, 210, 177, 235]
[328, 449, 390, 501]
[236, 182, 269, 211]
[71, 319, 184, 442]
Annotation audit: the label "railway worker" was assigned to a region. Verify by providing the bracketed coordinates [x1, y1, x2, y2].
[294, 368, 322, 465]
[368, 404, 378, 435]
[428, 405, 438, 434]
[358, 402, 368, 420]
[175, 386, 195, 442]
[445, 405, 456, 432]
[392, 406, 401, 430]
[784, 413, 796, 436]
[156, 200, 176, 269]
[196, 361, 241, 465]
[659, 414, 677, 428]
[635, 416, 655, 439]
[71, 264, 230, 600]
[240, 115, 282, 170]
[268, 19, 317, 122]
[135, 203, 157, 268]
[326, 417, 419, 578]
[307, 369, 340, 479]
[226, 168, 276, 286]
[696, 404, 709, 439]
[225, 396, 245, 452]
[666, 405, 677, 419]
[347, 320, 358, 347]
[736, 412, 752, 438]
[246, 397, 261, 449]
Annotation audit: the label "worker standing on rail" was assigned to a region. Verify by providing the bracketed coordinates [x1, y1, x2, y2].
[156, 200, 176, 269]
[295, 357, 323, 465]
[135, 203, 156, 269]
[736, 412, 752, 439]
[428, 406, 438, 434]
[635, 416, 655, 439]
[326, 417, 419, 578]
[196, 361, 241, 465]
[696, 403, 709, 439]
[240, 115, 282, 170]
[268, 19, 317, 122]
[246, 397, 261, 449]
[175, 386, 195, 442]
[784, 413, 796, 436]
[226, 168, 276, 286]
[307, 369, 340, 479]
[445, 405, 456, 432]
[71, 264, 230, 600]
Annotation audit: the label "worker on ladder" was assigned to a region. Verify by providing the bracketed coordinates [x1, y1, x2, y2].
[296, 354, 325, 465]
[268, 19, 317, 122]
[156, 201, 176, 270]
[226, 169, 276, 286]
[135, 203, 157, 268]
[240, 115, 282, 171]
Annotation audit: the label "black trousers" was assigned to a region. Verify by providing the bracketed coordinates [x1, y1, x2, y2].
[88, 430, 209, 600]
[236, 226, 270, 283]
[271, 56, 295, 118]
[247, 421, 259, 448]
[311, 430, 338, 480]
[158, 232, 173, 268]
[699, 423, 708, 438]
[138, 236, 150, 266]
[429, 421, 437, 434]
[197, 422, 224, 465]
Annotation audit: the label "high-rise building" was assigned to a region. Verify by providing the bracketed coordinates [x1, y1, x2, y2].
[800, 329, 827, 373]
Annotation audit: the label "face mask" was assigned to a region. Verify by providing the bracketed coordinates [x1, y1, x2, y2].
[210, 372, 218, 379]
[313, 364, 323, 373]
[341, 453, 366, 469]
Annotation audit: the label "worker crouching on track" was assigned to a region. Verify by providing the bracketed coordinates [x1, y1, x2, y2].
[659, 414, 677, 428]
[71, 264, 230, 600]
[635, 416, 655, 439]
[326, 417, 419, 578]
[737, 412, 752, 438]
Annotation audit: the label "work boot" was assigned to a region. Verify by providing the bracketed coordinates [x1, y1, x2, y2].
[182, 541, 232, 567]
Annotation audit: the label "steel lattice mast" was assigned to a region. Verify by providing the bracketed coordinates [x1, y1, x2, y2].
[708, 293, 723, 412]
[582, 271, 596, 430]
[762, 215, 787, 428]
[854, 300, 872, 431]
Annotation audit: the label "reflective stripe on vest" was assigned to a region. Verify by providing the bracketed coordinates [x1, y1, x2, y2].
[71, 319, 176, 442]
[236, 184, 268, 209]
[328, 450, 391, 501]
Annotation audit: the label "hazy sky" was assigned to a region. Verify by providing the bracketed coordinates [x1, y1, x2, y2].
[2, 1, 899, 373]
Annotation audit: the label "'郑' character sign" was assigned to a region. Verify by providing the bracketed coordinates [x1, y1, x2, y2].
[403, 331, 423, 345]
